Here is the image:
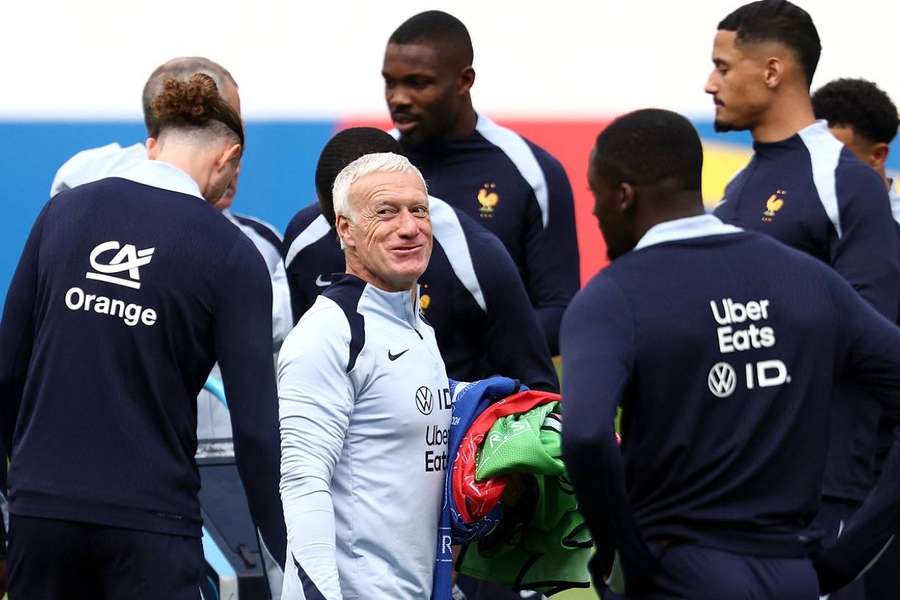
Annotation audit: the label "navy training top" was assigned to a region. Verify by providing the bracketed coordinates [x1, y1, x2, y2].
[561, 215, 900, 586]
[714, 120, 900, 501]
[282, 198, 558, 392]
[397, 114, 580, 354]
[0, 160, 287, 566]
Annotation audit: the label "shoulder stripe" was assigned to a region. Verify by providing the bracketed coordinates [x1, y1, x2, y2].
[285, 214, 333, 269]
[798, 121, 843, 238]
[234, 213, 283, 244]
[430, 196, 487, 311]
[475, 114, 550, 228]
[322, 276, 366, 372]
[234, 215, 281, 256]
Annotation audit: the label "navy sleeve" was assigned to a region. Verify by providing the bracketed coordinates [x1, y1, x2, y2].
[813, 269, 900, 592]
[831, 163, 900, 321]
[470, 229, 559, 392]
[281, 212, 305, 324]
[282, 208, 338, 325]
[560, 275, 657, 585]
[215, 236, 287, 568]
[0, 203, 49, 460]
[283, 249, 318, 326]
[524, 144, 581, 355]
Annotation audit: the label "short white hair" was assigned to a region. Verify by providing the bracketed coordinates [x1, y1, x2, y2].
[332, 152, 428, 223]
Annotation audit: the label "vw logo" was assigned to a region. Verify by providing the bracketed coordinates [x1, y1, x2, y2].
[708, 362, 737, 398]
[415, 386, 434, 415]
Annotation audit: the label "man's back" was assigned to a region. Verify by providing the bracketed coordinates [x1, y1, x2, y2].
[714, 120, 900, 503]
[574, 227, 863, 554]
[2, 162, 276, 538]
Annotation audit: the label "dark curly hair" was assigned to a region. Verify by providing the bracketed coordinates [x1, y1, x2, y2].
[151, 73, 244, 149]
[812, 78, 899, 144]
[142, 57, 237, 137]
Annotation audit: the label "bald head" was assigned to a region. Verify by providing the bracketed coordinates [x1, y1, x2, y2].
[142, 57, 239, 137]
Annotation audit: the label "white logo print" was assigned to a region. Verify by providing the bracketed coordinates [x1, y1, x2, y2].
[708, 362, 737, 398]
[86, 241, 155, 289]
[315, 275, 333, 287]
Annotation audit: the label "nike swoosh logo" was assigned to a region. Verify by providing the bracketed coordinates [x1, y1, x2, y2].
[315, 275, 332, 287]
[388, 348, 410, 361]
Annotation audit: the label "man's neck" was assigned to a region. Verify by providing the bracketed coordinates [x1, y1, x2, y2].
[633, 191, 707, 242]
[409, 103, 478, 147]
[344, 255, 413, 295]
[154, 146, 209, 195]
[752, 91, 816, 143]
[448, 103, 478, 139]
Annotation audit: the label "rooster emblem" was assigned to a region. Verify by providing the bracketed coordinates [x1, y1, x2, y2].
[762, 189, 786, 222]
[477, 183, 499, 217]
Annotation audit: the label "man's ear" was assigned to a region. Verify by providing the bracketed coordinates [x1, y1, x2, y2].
[872, 143, 890, 173]
[458, 66, 475, 95]
[764, 56, 785, 89]
[336, 214, 355, 249]
[217, 144, 242, 171]
[619, 181, 637, 213]
[146, 137, 159, 159]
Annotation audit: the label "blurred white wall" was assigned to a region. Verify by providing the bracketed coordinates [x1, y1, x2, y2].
[2, 0, 898, 120]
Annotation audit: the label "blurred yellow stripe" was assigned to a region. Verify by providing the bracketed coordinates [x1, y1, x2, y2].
[701, 141, 753, 210]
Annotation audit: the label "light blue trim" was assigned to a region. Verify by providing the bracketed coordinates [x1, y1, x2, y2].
[635, 214, 742, 250]
[797, 120, 843, 238]
[116, 159, 205, 200]
[284, 214, 332, 269]
[203, 376, 228, 409]
[430, 196, 487, 311]
[476, 114, 550, 228]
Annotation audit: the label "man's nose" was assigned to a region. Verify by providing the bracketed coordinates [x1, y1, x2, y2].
[388, 86, 411, 109]
[704, 73, 718, 95]
[396, 209, 420, 237]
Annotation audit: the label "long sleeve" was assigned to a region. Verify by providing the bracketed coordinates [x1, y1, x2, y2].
[277, 302, 355, 600]
[831, 164, 900, 321]
[814, 270, 900, 592]
[472, 229, 558, 392]
[560, 275, 657, 585]
[0, 203, 49, 458]
[214, 236, 287, 568]
[523, 147, 580, 355]
[270, 259, 294, 351]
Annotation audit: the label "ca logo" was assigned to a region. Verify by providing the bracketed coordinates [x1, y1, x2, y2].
[708, 362, 737, 398]
[85, 241, 155, 289]
[415, 386, 434, 415]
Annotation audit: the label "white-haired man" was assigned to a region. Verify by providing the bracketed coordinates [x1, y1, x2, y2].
[278, 153, 451, 599]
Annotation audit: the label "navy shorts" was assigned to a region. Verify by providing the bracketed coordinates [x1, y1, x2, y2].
[625, 544, 819, 600]
[8, 514, 204, 600]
